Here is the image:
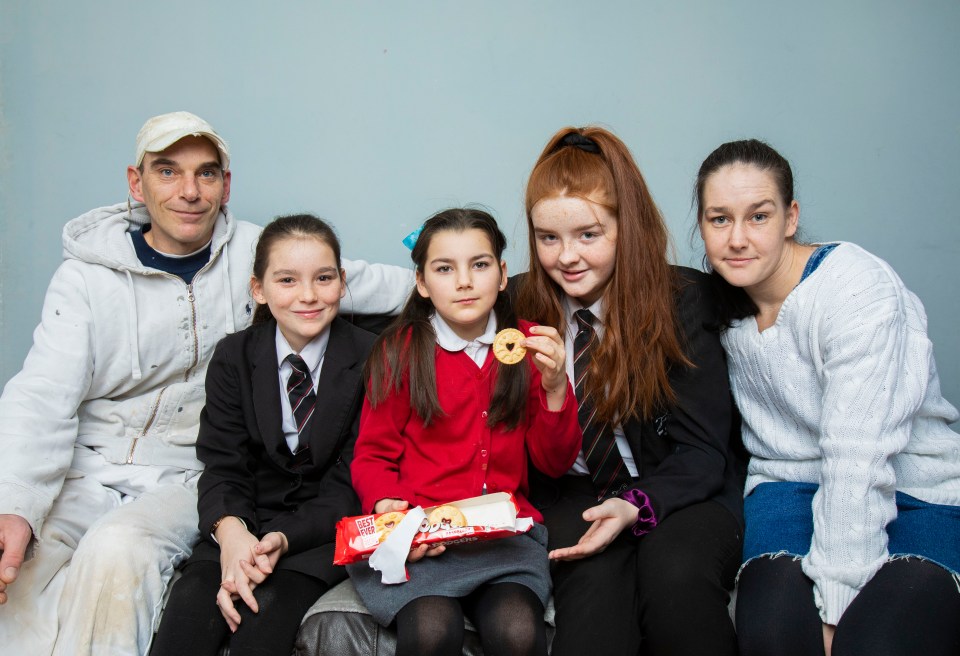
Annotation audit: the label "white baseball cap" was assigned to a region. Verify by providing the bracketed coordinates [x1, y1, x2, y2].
[134, 111, 230, 170]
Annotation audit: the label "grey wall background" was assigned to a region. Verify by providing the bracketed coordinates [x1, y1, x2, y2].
[2, 1, 958, 404]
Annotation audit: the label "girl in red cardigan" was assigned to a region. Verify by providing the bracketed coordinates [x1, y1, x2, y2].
[347, 208, 581, 656]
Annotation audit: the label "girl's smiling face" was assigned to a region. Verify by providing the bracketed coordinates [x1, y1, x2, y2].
[415, 228, 507, 341]
[530, 195, 618, 306]
[250, 236, 345, 352]
[698, 163, 799, 295]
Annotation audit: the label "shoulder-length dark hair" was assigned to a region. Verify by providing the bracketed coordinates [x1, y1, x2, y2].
[251, 213, 342, 325]
[517, 126, 689, 424]
[366, 208, 529, 429]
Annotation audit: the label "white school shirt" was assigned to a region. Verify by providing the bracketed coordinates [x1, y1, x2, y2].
[209, 327, 331, 542]
[275, 326, 331, 453]
[430, 311, 497, 366]
[562, 296, 638, 477]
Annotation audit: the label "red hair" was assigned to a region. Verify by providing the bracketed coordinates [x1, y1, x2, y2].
[517, 126, 689, 423]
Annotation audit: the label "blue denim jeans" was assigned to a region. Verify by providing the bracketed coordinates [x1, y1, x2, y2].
[742, 481, 960, 575]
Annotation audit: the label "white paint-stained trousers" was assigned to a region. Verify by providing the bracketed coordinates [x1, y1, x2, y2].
[0, 457, 199, 656]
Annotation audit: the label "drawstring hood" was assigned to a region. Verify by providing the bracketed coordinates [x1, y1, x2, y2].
[63, 203, 156, 382]
[217, 215, 237, 335]
[124, 270, 143, 380]
[61, 201, 246, 384]
[0, 197, 261, 529]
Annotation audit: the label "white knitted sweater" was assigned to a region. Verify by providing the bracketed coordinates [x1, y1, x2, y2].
[722, 242, 960, 624]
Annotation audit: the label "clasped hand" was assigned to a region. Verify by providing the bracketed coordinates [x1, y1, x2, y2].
[215, 518, 288, 632]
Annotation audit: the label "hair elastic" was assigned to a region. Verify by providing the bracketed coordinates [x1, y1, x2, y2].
[555, 132, 601, 154]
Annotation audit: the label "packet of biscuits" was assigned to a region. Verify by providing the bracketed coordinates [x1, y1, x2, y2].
[333, 491, 533, 565]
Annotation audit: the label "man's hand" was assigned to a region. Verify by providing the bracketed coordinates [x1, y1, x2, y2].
[548, 498, 637, 561]
[0, 514, 32, 605]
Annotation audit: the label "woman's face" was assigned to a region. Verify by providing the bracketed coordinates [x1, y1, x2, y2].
[530, 195, 618, 306]
[699, 163, 799, 293]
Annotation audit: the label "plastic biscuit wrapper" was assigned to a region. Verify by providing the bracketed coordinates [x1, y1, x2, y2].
[333, 491, 533, 568]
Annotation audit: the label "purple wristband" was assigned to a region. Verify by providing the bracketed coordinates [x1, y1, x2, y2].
[620, 488, 658, 537]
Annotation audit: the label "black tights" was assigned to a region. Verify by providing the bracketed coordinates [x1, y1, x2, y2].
[394, 582, 546, 656]
[543, 477, 741, 656]
[151, 560, 328, 656]
[736, 556, 960, 656]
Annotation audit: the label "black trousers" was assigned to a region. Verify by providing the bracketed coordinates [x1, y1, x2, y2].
[151, 560, 328, 656]
[736, 555, 960, 656]
[543, 475, 742, 656]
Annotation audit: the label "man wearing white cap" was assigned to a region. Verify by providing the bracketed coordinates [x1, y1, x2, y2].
[0, 111, 411, 654]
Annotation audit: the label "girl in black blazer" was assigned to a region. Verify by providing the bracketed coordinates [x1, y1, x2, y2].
[516, 128, 746, 656]
[152, 215, 375, 656]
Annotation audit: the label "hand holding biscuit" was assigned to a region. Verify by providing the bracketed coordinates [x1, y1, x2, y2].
[523, 325, 568, 410]
[370, 498, 451, 563]
[407, 542, 447, 563]
[373, 498, 409, 514]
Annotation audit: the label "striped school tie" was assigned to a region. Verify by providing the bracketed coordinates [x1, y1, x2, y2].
[573, 309, 631, 500]
[285, 354, 315, 463]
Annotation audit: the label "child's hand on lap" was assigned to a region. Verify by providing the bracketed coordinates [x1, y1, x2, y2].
[374, 498, 409, 514]
[408, 542, 446, 562]
[548, 498, 639, 561]
[373, 498, 447, 562]
[238, 531, 288, 587]
[214, 517, 265, 631]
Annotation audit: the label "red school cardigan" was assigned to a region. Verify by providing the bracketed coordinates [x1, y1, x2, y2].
[351, 321, 581, 523]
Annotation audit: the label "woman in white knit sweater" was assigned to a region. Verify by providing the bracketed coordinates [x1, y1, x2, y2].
[694, 139, 960, 656]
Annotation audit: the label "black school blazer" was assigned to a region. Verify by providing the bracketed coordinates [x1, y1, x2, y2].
[515, 267, 747, 529]
[189, 316, 375, 584]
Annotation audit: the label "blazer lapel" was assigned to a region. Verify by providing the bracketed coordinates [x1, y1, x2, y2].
[250, 321, 292, 466]
[304, 319, 364, 470]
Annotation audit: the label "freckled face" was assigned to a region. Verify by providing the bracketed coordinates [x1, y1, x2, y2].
[250, 237, 345, 352]
[415, 228, 507, 341]
[530, 195, 618, 306]
[698, 163, 799, 293]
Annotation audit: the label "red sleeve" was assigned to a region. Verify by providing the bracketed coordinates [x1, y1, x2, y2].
[350, 379, 418, 513]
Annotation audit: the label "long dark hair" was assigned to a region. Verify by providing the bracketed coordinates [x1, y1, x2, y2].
[251, 214, 343, 325]
[366, 208, 529, 429]
[693, 139, 794, 325]
[517, 126, 689, 424]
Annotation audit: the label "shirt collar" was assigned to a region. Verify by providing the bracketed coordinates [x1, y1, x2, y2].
[563, 295, 605, 327]
[430, 311, 498, 353]
[274, 325, 331, 373]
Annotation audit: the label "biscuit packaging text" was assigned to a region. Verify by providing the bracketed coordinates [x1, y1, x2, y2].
[334, 492, 532, 565]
